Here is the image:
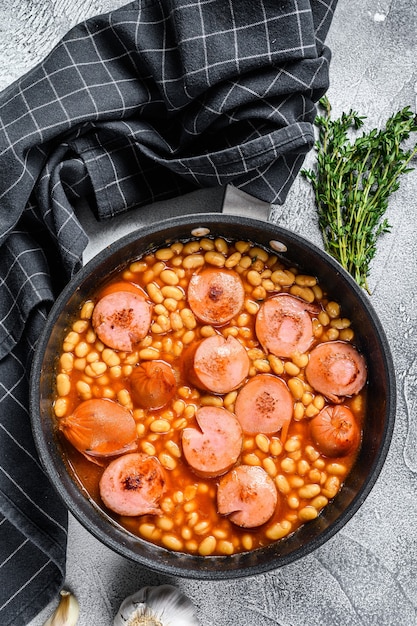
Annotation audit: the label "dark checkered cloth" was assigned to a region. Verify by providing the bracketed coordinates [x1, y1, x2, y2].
[0, 0, 337, 623]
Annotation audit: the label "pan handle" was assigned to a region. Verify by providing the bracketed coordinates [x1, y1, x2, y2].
[221, 184, 271, 222]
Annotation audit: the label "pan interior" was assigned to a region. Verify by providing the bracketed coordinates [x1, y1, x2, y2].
[30, 213, 396, 579]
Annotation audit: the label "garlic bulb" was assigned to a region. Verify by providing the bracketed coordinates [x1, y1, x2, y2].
[43, 590, 79, 626]
[113, 585, 199, 626]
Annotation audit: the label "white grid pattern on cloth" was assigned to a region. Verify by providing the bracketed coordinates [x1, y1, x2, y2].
[0, 308, 68, 625]
[0, 1, 338, 623]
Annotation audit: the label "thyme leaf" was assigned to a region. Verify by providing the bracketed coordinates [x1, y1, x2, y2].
[302, 96, 417, 293]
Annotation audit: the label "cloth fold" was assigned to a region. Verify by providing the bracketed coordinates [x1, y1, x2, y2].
[0, 0, 337, 623]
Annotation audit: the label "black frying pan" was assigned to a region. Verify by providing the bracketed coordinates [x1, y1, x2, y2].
[29, 213, 396, 579]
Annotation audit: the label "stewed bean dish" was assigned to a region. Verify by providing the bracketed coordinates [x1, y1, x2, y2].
[53, 234, 367, 557]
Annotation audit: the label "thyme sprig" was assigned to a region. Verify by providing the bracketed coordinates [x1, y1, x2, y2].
[302, 96, 417, 292]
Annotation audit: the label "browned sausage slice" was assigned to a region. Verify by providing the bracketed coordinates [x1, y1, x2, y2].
[59, 398, 137, 459]
[92, 290, 152, 352]
[217, 465, 278, 528]
[130, 360, 176, 409]
[187, 267, 245, 325]
[99, 453, 166, 516]
[255, 294, 317, 358]
[234, 374, 293, 435]
[305, 341, 367, 402]
[182, 406, 243, 478]
[309, 405, 361, 457]
[186, 334, 250, 394]
[97, 281, 148, 299]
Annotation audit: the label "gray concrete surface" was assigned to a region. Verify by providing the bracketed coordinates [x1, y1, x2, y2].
[2, 1, 417, 624]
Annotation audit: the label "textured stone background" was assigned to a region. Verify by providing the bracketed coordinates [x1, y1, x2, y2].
[1, 1, 417, 624]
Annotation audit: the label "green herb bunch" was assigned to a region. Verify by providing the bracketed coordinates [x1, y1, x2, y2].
[303, 96, 417, 293]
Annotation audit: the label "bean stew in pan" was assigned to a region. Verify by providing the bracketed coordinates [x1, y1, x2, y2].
[52, 233, 367, 557]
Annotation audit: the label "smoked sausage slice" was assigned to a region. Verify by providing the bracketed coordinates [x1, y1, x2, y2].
[187, 267, 244, 325]
[217, 465, 278, 528]
[182, 406, 243, 478]
[97, 281, 148, 299]
[309, 405, 360, 457]
[92, 290, 152, 352]
[305, 341, 367, 402]
[234, 374, 293, 435]
[99, 453, 166, 516]
[131, 360, 176, 409]
[185, 334, 250, 394]
[255, 293, 317, 358]
[59, 398, 137, 459]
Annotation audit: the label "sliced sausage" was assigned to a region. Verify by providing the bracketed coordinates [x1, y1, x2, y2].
[185, 334, 250, 394]
[99, 453, 166, 516]
[130, 360, 176, 409]
[255, 294, 318, 358]
[217, 465, 278, 528]
[234, 374, 293, 435]
[305, 341, 367, 402]
[187, 267, 245, 325]
[309, 405, 361, 458]
[59, 398, 137, 459]
[182, 406, 243, 478]
[92, 290, 152, 352]
[97, 281, 148, 299]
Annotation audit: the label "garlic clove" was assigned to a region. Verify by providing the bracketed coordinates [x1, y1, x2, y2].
[114, 585, 199, 626]
[43, 590, 79, 626]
